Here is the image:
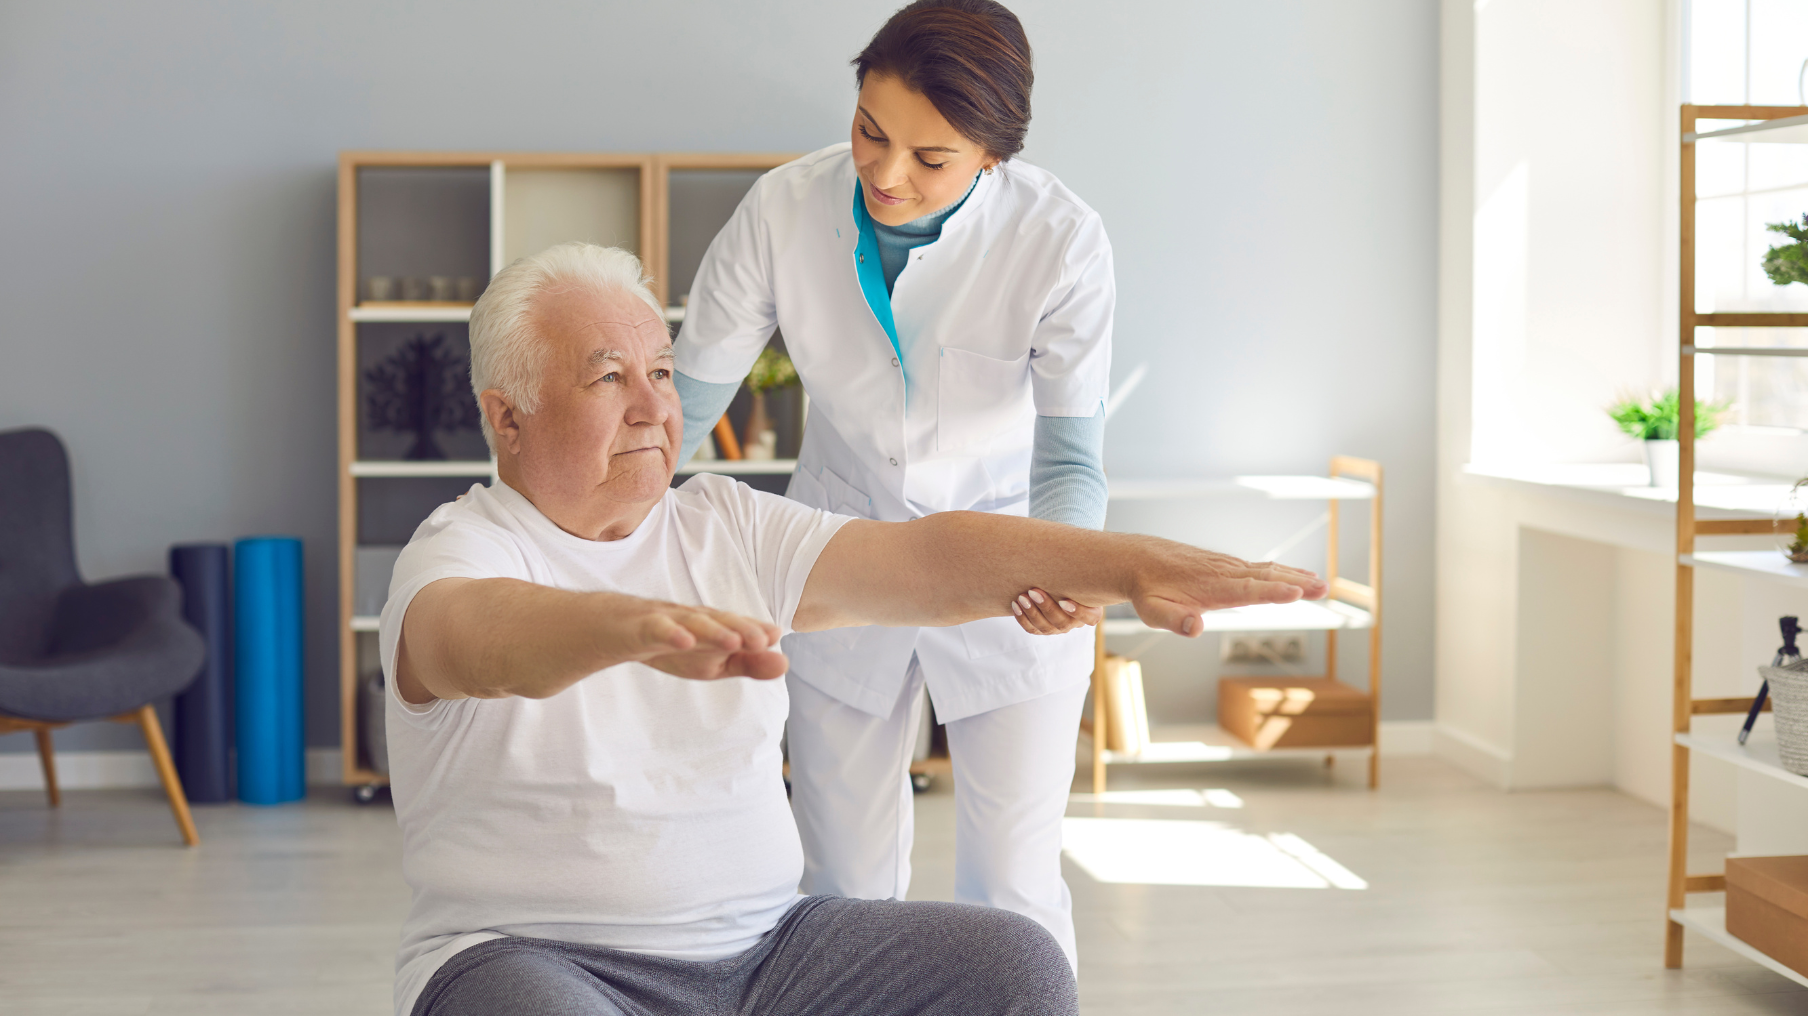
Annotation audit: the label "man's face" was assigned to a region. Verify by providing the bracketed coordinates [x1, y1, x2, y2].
[491, 284, 681, 532]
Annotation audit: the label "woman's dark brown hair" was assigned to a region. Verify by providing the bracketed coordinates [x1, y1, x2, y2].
[852, 0, 1034, 162]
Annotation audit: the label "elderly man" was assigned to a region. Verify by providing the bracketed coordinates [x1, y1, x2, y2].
[379, 241, 1324, 1016]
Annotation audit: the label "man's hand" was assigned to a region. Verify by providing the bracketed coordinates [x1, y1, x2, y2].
[398, 577, 788, 704]
[616, 600, 788, 681]
[1129, 548, 1327, 636]
[796, 514, 1327, 636]
[1011, 588, 1103, 635]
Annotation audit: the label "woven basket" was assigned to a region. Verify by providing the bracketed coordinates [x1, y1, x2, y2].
[1760, 659, 1808, 776]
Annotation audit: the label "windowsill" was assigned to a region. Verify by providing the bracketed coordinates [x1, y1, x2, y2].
[1459, 462, 1789, 518]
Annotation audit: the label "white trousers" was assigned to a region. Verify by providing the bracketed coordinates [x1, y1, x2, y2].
[786, 658, 1089, 971]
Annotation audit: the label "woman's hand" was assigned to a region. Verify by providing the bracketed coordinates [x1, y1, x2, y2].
[1010, 587, 1103, 635]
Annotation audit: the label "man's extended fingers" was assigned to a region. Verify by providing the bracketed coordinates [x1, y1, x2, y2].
[699, 607, 776, 652]
[642, 613, 697, 652]
[719, 649, 789, 681]
[673, 609, 743, 652]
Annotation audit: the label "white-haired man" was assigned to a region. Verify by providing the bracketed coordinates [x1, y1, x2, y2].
[379, 241, 1325, 1016]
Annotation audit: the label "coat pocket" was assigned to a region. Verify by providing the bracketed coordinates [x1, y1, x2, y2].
[936, 345, 1033, 452]
[796, 462, 873, 518]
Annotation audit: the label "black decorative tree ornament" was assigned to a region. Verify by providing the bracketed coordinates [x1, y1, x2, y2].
[364, 333, 480, 460]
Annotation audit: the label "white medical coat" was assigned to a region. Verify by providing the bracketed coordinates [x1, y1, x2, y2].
[675, 143, 1113, 722]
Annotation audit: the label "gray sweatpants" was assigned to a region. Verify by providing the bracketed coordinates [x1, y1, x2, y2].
[412, 895, 1077, 1016]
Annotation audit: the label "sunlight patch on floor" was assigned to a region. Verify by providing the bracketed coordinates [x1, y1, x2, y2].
[1061, 817, 1368, 890]
[1067, 788, 1245, 808]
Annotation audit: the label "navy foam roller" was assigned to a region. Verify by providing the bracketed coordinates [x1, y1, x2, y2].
[235, 536, 305, 804]
[170, 543, 233, 803]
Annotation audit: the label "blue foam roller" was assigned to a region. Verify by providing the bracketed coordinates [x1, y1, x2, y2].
[235, 536, 305, 804]
[170, 543, 233, 803]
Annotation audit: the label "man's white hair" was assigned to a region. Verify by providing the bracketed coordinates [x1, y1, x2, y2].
[468, 241, 664, 451]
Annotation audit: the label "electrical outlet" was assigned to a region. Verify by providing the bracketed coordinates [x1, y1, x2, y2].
[1221, 633, 1306, 664]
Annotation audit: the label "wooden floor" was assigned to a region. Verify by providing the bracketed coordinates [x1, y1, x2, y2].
[0, 757, 1802, 1015]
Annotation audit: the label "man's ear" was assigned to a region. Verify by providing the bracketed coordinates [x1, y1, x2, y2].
[480, 389, 524, 455]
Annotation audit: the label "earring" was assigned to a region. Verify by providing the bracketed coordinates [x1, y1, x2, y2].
[984, 166, 994, 175]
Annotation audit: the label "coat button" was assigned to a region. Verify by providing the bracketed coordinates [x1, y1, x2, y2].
[858, 254, 865, 264]
[889, 457, 898, 466]
[892, 357, 900, 367]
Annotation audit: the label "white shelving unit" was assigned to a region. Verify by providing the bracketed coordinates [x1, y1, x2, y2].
[1088, 456, 1384, 792]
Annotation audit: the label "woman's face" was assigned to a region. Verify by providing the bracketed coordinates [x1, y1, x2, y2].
[850, 72, 997, 227]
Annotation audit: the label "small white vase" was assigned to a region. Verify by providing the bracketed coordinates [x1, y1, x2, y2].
[1643, 438, 1680, 488]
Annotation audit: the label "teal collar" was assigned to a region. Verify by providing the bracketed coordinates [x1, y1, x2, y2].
[851, 181, 901, 362]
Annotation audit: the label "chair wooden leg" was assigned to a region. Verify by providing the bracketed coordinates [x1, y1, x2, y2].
[132, 705, 198, 846]
[34, 728, 59, 808]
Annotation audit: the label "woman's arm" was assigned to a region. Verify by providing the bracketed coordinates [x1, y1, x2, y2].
[675, 372, 741, 464]
[1030, 406, 1106, 528]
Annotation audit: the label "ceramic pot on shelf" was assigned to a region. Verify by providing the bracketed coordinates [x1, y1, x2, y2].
[743, 391, 777, 461]
[1643, 438, 1679, 488]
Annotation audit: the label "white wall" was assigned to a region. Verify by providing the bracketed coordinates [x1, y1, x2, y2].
[1437, 0, 1671, 776]
[0, 0, 1440, 756]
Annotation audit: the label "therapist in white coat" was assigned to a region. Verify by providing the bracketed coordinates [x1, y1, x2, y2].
[673, 0, 1108, 969]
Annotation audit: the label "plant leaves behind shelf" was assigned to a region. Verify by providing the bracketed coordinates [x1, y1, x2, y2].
[1606, 389, 1727, 441]
[1764, 215, 1808, 287]
[745, 347, 799, 394]
[365, 333, 481, 460]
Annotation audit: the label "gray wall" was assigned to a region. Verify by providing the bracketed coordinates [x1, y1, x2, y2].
[0, 0, 1438, 754]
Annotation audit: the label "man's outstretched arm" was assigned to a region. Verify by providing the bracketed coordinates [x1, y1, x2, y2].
[792, 514, 1326, 636]
[395, 578, 787, 705]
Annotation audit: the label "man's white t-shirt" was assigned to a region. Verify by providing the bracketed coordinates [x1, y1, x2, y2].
[376, 474, 851, 1016]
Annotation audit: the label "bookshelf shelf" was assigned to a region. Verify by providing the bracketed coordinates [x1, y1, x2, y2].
[350, 460, 494, 478]
[1675, 733, 1808, 792]
[1680, 551, 1808, 589]
[1669, 907, 1808, 988]
[675, 458, 797, 476]
[1685, 344, 1808, 356]
[349, 303, 473, 322]
[350, 615, 380, 633]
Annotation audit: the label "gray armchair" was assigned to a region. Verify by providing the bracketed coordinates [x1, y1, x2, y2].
[0, 427, 206, 845]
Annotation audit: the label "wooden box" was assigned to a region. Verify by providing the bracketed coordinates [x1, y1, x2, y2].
[1218, 677, 1372, 751]
[1728, 855, 1808, 977]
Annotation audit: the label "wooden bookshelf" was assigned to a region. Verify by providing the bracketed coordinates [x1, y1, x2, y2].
[335, 150, 798, 796]
[1665, 104, 1808, 973]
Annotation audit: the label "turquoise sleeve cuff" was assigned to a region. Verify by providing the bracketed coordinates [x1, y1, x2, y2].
[675, 370, 743, 465]
[1030, 405, 1107, 529]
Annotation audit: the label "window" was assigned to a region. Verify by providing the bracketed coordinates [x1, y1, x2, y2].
[1688, 0, 1808, 431]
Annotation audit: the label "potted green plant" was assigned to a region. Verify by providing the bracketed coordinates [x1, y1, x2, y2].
[1777, 479, 1808, 564]
[1606, 389, 1726, 488]
[743, 347, 799, 461]
[1762, 214, 1808, 286]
